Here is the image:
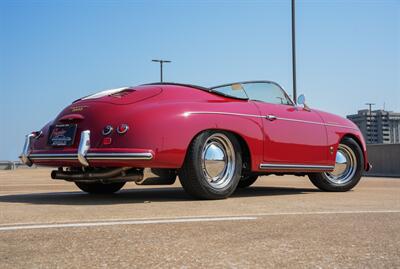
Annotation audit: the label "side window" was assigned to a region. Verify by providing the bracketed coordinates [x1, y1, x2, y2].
[243, 83, 292, 105]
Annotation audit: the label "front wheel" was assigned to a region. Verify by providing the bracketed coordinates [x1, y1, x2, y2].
[75, 181, 125, 194]
[179, 131, 242, 199]
[308, 137, 364, 192]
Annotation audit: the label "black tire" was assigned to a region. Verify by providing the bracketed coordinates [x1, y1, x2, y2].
[308, 137, 364, 192]
[75, 181, 125, 194]
[237, 175, 258, 188]
[178, 131, 242, 199]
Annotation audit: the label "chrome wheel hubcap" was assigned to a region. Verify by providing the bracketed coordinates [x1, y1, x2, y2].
[324, 144, 357, 185]
[201, 133, 236, 189]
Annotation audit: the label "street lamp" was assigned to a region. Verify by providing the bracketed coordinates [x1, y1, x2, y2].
[365, 103, 375, 114]
[291, 0, 297, 102]
[151, 59, 171, 82]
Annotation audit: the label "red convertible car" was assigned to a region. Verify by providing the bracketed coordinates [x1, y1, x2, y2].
[20, 81, 371, 199]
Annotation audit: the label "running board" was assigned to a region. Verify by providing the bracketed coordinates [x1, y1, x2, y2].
[259, 163, 334, 172]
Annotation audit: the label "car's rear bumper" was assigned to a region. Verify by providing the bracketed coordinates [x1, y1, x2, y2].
[28, 150, 153, 166]
[20, 130, 154, 167]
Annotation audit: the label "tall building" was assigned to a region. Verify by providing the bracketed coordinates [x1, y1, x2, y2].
[347, 109, 400, 144]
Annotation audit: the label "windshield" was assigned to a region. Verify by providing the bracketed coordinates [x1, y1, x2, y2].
[211, 81, 293, 105]
[209, 83, 249, 99]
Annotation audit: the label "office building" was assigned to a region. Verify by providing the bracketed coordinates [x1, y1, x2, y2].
[347, 109, 400, 144]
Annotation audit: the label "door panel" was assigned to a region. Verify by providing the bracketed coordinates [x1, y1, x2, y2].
[254, 102, 329, 165]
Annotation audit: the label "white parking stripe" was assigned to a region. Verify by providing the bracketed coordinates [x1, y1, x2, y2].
[1, 210, 399, 231]
[253, 210, 400, 216]
[0, 216, 257, 231]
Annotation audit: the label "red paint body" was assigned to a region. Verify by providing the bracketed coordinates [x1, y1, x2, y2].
[29, 84, 369, 172]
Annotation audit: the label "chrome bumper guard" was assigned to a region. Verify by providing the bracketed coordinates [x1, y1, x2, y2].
[20, 133, 36, 166]
[77, 130, 90, 166]
[20, 130, 153, 167]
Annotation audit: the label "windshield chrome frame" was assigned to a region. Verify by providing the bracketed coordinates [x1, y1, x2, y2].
[210, 80, 295, 106]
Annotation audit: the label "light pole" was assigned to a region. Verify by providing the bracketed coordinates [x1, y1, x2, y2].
[365, 103, 375, 114]
[291, 0, 297, 102]
[152, 59, 171, 82]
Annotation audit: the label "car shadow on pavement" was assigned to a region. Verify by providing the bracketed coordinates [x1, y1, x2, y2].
[0, 186, 319, 206]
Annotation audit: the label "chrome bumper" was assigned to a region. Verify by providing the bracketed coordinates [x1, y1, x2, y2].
[20, 130, 153, 167]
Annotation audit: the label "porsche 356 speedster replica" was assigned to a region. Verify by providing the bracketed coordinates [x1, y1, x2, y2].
[20, 81, 371, 199]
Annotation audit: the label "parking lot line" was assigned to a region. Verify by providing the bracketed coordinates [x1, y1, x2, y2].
[252, 210, 400, 216]
[0, 210, 399, 231]
[0, 216, 257, 231]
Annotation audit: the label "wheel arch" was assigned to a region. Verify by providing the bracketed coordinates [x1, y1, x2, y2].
[340, 133, 368, 171]
[183, 128, 253, 172]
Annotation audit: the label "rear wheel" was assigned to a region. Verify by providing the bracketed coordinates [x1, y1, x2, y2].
[75, 181, 125, 194]
[308, 137, 363, 192]
[237, 175, 258, 188]
[179, 131, 242, 199]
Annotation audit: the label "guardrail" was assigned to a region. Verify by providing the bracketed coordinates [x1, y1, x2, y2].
[0, 161, 17, 170]
[365, 144, 400, 177]
[0, 161, 36, 170]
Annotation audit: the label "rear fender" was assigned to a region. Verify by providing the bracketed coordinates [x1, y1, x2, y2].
[135, 102, 265, 170]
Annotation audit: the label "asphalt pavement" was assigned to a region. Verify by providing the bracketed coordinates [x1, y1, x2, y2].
[0, 168, 399, 268]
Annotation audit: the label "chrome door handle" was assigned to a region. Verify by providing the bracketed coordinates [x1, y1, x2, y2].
[266, 115, 277, 121]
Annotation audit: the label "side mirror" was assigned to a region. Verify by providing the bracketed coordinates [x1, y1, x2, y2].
[297, 94, 306, 105]
[296, 94, 311, 111]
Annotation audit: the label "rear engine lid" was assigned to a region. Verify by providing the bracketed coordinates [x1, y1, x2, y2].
[77, 86, 162, 105]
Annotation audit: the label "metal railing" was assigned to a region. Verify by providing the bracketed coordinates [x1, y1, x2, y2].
[0, 161, 36, 170]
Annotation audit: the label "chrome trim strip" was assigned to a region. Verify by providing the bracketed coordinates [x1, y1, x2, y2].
[277, 116, 325, 125]
[29, 153, 153, 161]
[87, 153, 153, 160]
[184, 111, 264, 118]
[276, 116, 357, 130]
[185, 111, 358, 130]
[324, 122, 358, 129]
[30, 154, 78, 160]
[260, 163, 334, 171]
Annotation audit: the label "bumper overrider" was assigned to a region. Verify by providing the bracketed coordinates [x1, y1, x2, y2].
[20, 130, 154, 167]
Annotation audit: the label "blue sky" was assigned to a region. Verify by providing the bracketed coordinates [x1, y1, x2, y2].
[0, 0, 399, 160]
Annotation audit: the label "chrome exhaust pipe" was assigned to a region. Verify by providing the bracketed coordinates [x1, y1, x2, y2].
[51, 167, 143, 183]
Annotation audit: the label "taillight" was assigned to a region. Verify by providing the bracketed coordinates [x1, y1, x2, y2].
[102, 125, 113, 136]
[117, 124, 129, 134]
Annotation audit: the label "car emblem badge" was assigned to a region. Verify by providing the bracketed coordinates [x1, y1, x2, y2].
[70, 105, 88, 112]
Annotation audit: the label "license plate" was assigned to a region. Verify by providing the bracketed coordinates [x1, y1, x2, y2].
[48, 124, 77, 146]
